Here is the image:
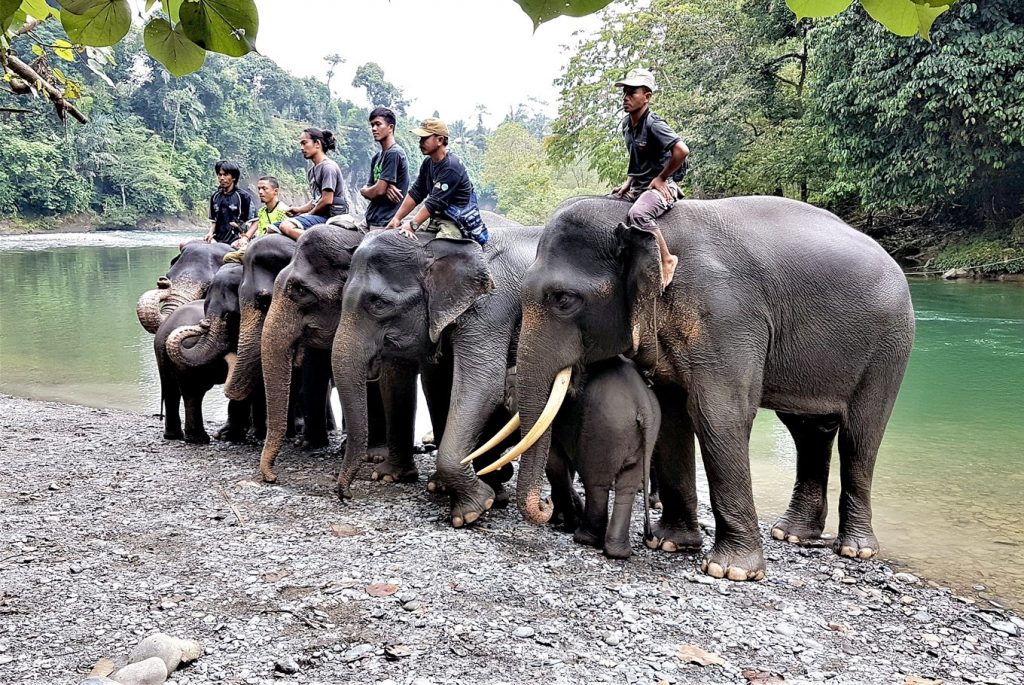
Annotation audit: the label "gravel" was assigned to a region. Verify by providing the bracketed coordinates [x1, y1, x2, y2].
[1, 394, 1022, 685]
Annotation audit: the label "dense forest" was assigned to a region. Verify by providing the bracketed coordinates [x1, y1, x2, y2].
[1, 0, 1022, 272]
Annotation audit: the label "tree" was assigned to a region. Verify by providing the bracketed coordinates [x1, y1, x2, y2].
[324, 53, 344, 94]
[351, 62, 408, 115]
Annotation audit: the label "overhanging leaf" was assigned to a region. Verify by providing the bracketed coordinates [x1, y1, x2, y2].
[860, 0, 920, 36]
[53, 39, 76, 61]
[162, 0, 180, 24]
[786, 0, 854, 20]
[1, 0, 22, 25]
[513, 0, 614, 28]
[61, 0, 130, 47]
[144, 17, 206, 77]
[179, 0, 257, 57]
[912, 2, 949, 40]
[23, 0, 57, 21]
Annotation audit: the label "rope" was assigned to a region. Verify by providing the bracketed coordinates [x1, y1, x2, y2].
[903, 254, 1024, 275]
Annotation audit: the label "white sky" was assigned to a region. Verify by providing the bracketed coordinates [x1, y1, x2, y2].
[254, 0, 604, 128]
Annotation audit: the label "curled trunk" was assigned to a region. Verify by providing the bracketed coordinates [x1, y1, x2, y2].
[225, 305, 266, 401]
[166, 317, 231, 368]
[137, 278, 205, 334]
[136, 287, 170, 334]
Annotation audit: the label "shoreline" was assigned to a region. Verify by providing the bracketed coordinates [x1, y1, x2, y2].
[2, 393, 1021, 684]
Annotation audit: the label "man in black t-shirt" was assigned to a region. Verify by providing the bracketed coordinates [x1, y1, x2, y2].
[204, 160, 256, 245]
[359, 107, 409, 229]
[387, 117, 481, 243]
[611, 68, 689, 288]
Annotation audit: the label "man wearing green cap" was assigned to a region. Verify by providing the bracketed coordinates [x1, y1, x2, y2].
[611, 67, 689, 288]
[387, 117, 485, 244]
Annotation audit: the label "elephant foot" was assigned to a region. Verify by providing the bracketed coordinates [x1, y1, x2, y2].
[426, 472, 447, 494]
[214, 423, 248, 443]
[184, 430, 211, 445]
[371, 455, 419, 484]
[700, 544, 766, 581]
[294, 432, 329, 450]
[365, 445, 387, 464]
[163, 428, 184, 441]
[603, 537, 633, 560]
[648, 492, 663, 511]
[646, 522, 702, 553]
[771, 515, 826, 546]
[489, 482, 510, 509]
[573, 526, 603, 549]
[833, 531, 879, 559]
[450, 480, 495, 528]
[549, 491, 583, 533]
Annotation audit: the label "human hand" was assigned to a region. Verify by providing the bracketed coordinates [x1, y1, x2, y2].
[650, 177, 672, 203]
[203, 233, 213, 243]
[386, 217, 401, 229]
[385, 185, 404, 204]
[285, 207, 300, 217]
[398, 222, 419, 241]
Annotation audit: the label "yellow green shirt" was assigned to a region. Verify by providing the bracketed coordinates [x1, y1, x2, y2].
[256, 201, 290, 236]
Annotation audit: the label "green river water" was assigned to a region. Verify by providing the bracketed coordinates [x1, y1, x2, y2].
[1, 233, 1022, 607]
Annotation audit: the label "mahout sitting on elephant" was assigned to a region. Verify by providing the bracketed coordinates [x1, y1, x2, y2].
[155, 263, 251, 444]
[137, 240, 232, 334]
[243, 226, 400, 483]
[332, 221, 540, 528]
[482, 195, 914, 580]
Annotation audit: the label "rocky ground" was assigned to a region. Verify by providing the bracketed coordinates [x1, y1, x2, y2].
[1, 394, 1021, 685]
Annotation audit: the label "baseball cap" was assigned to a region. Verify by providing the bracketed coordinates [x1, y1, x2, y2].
[614, 67, 657, 92]
[412, 117, 450, 138]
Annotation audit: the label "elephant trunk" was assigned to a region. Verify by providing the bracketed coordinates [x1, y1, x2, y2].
[136, 284, 170, 334]
[257, 299, 300, 482]
[166, 317, 230, 367]
[225, 305, 266, 401]
[137, 278, 205, 334]
[332, 312, 375, 498]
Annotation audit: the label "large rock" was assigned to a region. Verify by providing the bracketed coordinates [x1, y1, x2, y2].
[128, 633, 202, 673]
[109, 657, 168, 685]
[942, 267, 970, 280]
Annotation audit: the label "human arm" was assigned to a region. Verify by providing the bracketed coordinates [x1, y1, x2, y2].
[286, 201, 312, 217]
[204, 196, 216, 241]
[611, 176, 633, 197]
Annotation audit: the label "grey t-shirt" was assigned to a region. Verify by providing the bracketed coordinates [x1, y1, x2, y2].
[308, 158, 349, 217]
[622, 109, 682, 190]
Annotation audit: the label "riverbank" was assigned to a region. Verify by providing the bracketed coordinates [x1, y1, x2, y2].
[2, 395, 1021, 685]
[0, 214, 204, 236]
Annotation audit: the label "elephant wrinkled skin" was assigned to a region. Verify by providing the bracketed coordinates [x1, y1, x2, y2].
[137, 241, 231, 334]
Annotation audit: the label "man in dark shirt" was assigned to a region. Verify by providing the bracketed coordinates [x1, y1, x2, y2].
[359, 107, 409, 229]
[611, 68, 689, 288]
[387, 117, 477, 242]
[204, 160, 256, 245]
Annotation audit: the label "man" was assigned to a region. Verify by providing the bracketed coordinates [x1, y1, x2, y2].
[359, 107, 409, 229]
[204, 161, 255, 245]
[224, 176, 290, 263]
[386, 117, 485, 244]
[276, 128, 349, 240]
[611, 68, 689, 288]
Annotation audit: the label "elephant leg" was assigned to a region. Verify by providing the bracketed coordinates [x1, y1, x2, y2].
[545, 439, 581, 533]
[574, 483, 608, 549]
[647, 466, 661, 510]
[182, 384, 210, 445]
[215, 399, 252, 443]
[298, 347, 332, 449]
[649, 386, 701, 553]
[159, 360, 184, 441]
[771, 412, 839, 544]
[369, 362, 419, 484]
[420, 355, 453, 492]
[325, 378, 337, 432]
[691, 380, 765, 581]
[605, 472, 642, 559]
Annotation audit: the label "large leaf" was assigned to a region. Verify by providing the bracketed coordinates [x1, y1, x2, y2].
[23, 0, 57, 21]
[1, 0, 22, 25]
[179, 0, 257, 57]
[60, 0, 130, 47]
[162, 0, 180, 24]
[786, 0, 854, 19]
[861, 0, 948, 39]
[911, 2, 950, 39]
[514, 0, 614, 28]
[144, 17, 205, 77]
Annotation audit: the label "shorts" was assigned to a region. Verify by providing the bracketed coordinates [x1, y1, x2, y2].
[284, 214, 327, 231]
[611, 180, 681, 230]
[422, 217, 462, 240]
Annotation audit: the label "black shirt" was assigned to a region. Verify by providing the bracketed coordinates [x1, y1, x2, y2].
[365, 143, 410, 228]
[209, 187, 256, 244]
[622, 109, 682, 190]
[408, 152, 473, 218]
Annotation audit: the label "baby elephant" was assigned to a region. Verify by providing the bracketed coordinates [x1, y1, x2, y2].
[553, 356, 661, 559]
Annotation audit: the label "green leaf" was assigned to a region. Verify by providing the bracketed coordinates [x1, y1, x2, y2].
[61, 0, 131, 47]
[144, 0, 158, 10]
[31, 42, 44, 56]
[912, 2, 950, 39]
[162, 0, 180, 23]
[144, 16, 206, 77]
[63, 78, 81, 99]
[1, 0, 21, 26]
[23, 0, 56, 21]
[53, 38, 76, 60]
[513, 0, 614, 28]
[786, 0, 854, 19]
[52, 66, 66, 83]
[179, 0, 257, 57]
[860, 0, 922, 36]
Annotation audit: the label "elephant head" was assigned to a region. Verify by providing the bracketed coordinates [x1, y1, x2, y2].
[165, 263, 244, 368]
[333, 230, 492, 492]
[136, 241, 232, 334]
[255, 226, 365, 482]
[222, 235, 297, 402]
[479, 198, 657, 525]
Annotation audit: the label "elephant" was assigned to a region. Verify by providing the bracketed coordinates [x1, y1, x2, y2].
[485, 195, 915, 581]
[154, 263, 251, 444]
[243, 226, 397, 483]
[137, 240, 231, 334]
[332, 225, 542, 528]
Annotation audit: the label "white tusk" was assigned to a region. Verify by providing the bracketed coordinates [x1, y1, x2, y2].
[476, 367, 571, 476]
[461, 414, 520, 465]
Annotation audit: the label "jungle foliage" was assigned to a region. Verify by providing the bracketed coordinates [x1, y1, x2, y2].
[550, 0, 1023, 232]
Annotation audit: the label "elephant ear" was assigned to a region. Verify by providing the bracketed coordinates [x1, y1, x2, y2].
[618, 223, 663, 360]
[423, 237, 494, 343]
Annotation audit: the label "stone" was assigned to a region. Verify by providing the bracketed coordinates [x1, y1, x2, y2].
[942, 268, 970, 280]
[128, 633, 202, 673]
[513, 626, 535, 638]
[990, 621, 1019, 637]
[774, 623, 797, 637]
[274, 656, 300, 674]
[110, 657, 168, 685]
[79, 679, 119, 685]
[894, 572, 919, 583]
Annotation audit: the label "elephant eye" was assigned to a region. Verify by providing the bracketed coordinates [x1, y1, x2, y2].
[368, 295, 394, 316]
[547, 290, 581, 315]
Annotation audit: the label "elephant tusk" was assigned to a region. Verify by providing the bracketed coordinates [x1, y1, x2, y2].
[476, 367, 571, 476]
[460, 413, 520, 464]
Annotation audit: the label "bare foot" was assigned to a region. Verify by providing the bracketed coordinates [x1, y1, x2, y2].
[661, 254, 678, 288]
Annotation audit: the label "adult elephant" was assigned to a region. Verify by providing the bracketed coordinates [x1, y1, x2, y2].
[484, 196, 914, 580]
[333, 223, 540, 528]
[155, 264, 251, 443]
[246, 226, 398, 483]
[137, 241, 231, 334]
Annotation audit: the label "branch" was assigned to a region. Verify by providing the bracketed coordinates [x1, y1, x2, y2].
[769, 72, 800, 90]
[3, 55, 88, 124]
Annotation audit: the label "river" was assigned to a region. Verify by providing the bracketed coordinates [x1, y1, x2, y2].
[1, 231, 1021, 607]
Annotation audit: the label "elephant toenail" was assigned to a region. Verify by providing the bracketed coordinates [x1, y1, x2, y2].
[383, 475, 395, 483]
[706, 561, 725, 578]
[452, 516, 464, 528]
[661, 540, 678, 553]
[753, 570, 765, 581]
[371, 471, 380, 481]
[726, 566, 748, 581]
[465, 511, 479, 524]
[483, 498, 494, 510]
[771, 528, 785, 540]
[645, 536, 661, 550]
[858, 548, 875, 559]
[839, 546, 856, 558]
[786, 535, 799, 544]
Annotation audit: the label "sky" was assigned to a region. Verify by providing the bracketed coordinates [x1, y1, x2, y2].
[254, 0, 605, 128]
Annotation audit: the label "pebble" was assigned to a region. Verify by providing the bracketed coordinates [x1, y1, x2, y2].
[775, 622, 797, 637]
[274, 656, 300, 674]
[894, 572, 919, 583]
[990, 621, 1019, 637]
[603, 632, 621, 646]
[513, 626, 535, 638]
[109, 657, 168, 685]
